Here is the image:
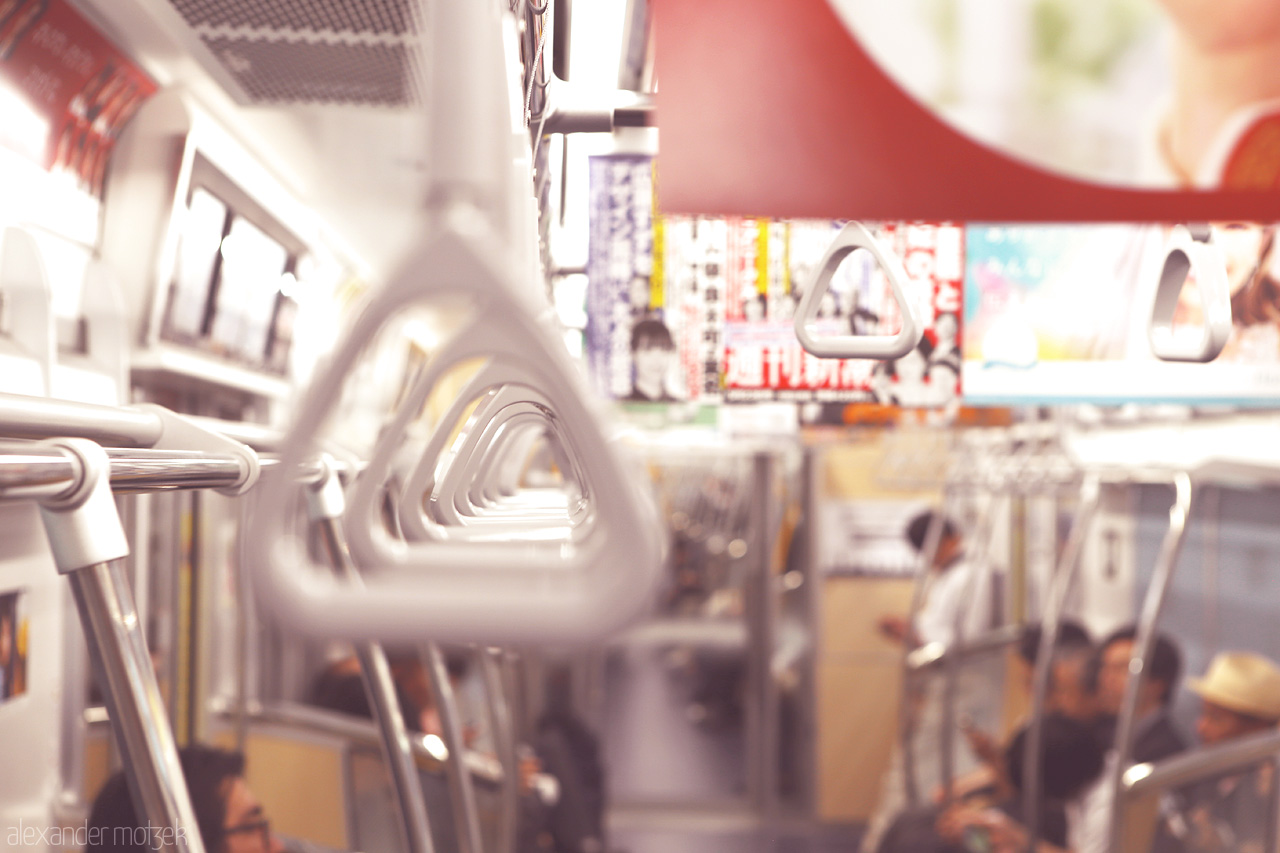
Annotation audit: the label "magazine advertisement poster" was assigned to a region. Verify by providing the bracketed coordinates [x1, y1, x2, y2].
[721, 222, 964, 407]
[962, 223, 1280, 406]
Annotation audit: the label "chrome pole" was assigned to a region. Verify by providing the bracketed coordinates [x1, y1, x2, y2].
[424, 642, 485, 853]
[1022, 474, 1099, 853]
[68, 561, 206, 853]
[312, 506, 435, 853]
[899, 487, 950, 806]
[481, 648, 520, 853]
[1107, 473, 1193, 853]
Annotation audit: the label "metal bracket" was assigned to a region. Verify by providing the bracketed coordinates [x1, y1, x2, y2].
[130, 403, 260, 496]
[36, 438, 130, 574]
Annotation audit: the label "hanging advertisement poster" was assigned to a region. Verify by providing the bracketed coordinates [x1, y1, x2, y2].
[962, 222, 1280, 406]
[652, 0, 1280, 223]
[588, 155, 711, 402]
[721, 222, 964, 407]
[0, 0, 157, 195]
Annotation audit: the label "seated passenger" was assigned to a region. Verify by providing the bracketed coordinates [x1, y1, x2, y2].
[86, 744, 283, 853]
[938, 626, 1188, 853]
[1091, 627, 1188, 764]
[1162, 651, 1280, 853]
[944, 621, 1097, 803]
[880, 713, 1104, 853]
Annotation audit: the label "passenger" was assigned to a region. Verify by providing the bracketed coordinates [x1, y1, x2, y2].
[880, 713, 1104, 853]
[938, 626, 1188, 853]
[944, 621, 1097, 803]
[533, 666, 607, 853]
[1091, 627, 1188, 764]
[86, 744, 283, 853]
[876, 511, 993, 650]
[863, 511, 998, 853]
[1162, 651, 1280, 852]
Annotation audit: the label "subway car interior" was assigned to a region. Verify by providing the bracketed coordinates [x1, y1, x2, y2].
[3, 0, 1280, 852]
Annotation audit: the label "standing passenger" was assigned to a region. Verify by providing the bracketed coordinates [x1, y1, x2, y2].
[863, 511, 999, 853]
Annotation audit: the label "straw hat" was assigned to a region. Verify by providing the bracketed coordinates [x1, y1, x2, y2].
[1188, 651, 1280, 722]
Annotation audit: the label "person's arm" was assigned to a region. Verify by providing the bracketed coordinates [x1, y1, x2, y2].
[877, 613, 919, 647]
[935, 764, 999, 803]
[937, 805, 1071, 853]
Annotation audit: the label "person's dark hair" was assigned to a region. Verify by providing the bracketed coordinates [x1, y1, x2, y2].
[904, 510, 958, 553]
[1096, 626, 1182, 706]
[311, 665, 423, 732]
[1005, 714, 1104, 802]
[1017, 620, 1093, 666]
[87, 745, 245, 853]
[630, 318, 674, 352]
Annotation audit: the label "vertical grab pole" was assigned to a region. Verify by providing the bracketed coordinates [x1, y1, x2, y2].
[305, 461, 436, 853]
[1023, 473, 1099, 853]
[1107, 473, 1194, 853]
[423, 642, 485, 853]
[939, 475, 1000, 806]
[482, 648, 521, 853]
[38, 439, 205, 853]
[899, 487, 950, 806]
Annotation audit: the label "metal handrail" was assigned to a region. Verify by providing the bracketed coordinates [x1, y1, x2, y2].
[1124, 729, 1280, 796]
[217, 702, 504, 784]
[904, 624, 1024, 673]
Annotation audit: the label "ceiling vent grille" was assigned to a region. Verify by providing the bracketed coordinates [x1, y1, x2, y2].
[166, 0, 423, 106]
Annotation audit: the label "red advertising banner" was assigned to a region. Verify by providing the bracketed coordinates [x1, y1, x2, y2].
[652, 0, 1280, 222]
[0, 0, 156, 195]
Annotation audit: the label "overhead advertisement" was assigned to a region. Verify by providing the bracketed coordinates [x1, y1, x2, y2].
[586, 155, 966, 409]
[0, 0, 157, 195]
[719, 221, 963, 407]
[652, 0, 1280, 222]
[962, 223, 1280, 406]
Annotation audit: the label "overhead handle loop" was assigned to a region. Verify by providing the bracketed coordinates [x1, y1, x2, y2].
[793, 221, 923, 360]
[1148, 224, 1232, 363]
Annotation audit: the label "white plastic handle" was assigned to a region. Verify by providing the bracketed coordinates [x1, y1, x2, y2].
[793, 221, 923, 359]
[246, 221, 665, 645]
[456, 410, 582, 521]
[1148, 225, 1233, 363]
[433, 402, 583, 528]
[382, 366, 582, 542]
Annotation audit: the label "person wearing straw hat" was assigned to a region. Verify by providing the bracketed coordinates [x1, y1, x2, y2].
[1163, 651, 1280, 853]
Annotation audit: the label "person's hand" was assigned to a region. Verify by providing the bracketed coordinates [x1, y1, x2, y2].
[937, 805, 1027, 853]
[517, 747, 542, 793]
[935, 766, 999, 804]
[962, 724, 1001, 767]
[877, 614, 909, 643]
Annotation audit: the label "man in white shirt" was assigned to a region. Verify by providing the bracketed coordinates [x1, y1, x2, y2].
[862, 511, 999, 853]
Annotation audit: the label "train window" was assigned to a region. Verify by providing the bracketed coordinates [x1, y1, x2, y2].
[165, 187, 227, 344]
[160, 162, 307, 376]
[208, 214, 289, 363]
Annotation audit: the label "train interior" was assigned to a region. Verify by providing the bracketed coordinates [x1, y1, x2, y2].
[1, 1, 1280, 852]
